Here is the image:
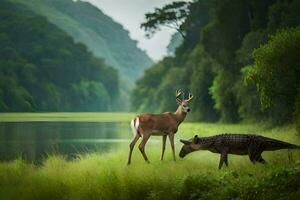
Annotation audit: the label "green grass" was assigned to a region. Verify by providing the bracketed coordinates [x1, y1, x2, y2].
[0, 117, 299, 199]
[0, 112, 135, 122]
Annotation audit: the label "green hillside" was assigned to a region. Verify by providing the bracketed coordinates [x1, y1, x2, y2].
[0, 0, 119, 111]
[132, 0, 299, 125]
[11, 0, 153, 88]
[167, 32, 183, 56]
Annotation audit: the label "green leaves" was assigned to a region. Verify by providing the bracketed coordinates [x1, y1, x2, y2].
[245, 27, 300, 123]
[0, 0, 119, 111]
[141, 1, 190, 38]
[135, 0, 299, 125]
[71, 80, 111, 111]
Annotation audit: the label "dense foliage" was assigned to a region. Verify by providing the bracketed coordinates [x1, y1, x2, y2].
[141, 1, 190, 38]
[0, 0, 119, 111]
[166, 32, 183, 56]
[248, 27, 299, 124]
[132, 0, 300, 125]
[15, 0, 153, 78]
[11, 0, 153, 109]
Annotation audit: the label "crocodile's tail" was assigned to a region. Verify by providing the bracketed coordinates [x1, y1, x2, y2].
[263, 136, 300, 151]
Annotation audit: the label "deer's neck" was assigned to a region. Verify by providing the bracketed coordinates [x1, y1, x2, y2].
[174, 106, 187, 125]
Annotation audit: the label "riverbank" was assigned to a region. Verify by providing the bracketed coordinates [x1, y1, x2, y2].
[0, 121, 299, 200]
[0, 112, 136, 122]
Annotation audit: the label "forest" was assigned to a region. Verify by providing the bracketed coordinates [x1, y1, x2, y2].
[0, 0, 119, 111]
[0, 1, 299, 199]
[0, 0, 153, 112]
[10, 0, 153, 92]
[132, 0, 299, 127]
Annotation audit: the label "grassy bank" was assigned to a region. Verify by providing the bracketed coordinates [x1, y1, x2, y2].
[0, 122, 299, 200]
[0, 112, 135, 122]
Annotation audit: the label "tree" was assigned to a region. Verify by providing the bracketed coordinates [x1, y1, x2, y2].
[134, 0, 299, 125]
[0, 0, 119, 111]
[246, 27, 300, 124]
[141, 1, 190, 38]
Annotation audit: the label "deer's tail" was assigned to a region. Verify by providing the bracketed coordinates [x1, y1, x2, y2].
[130, 117, 139, 138]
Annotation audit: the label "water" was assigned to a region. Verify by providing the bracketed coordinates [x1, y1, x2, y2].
[0, 122, 132, 162]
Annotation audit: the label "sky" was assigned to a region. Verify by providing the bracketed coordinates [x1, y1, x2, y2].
[85, 0, 180, 61]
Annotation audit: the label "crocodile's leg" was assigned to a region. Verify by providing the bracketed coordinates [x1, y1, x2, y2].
[249, 151, 266, 164]
[256, 155, 266, 164]
[218, 151, 228, 169]
[248, 141, 264, 164]
[248, 146, 256, 164]
[224, 154, 228, 166]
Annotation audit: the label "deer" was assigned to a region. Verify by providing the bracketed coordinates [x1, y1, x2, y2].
[127, 89, 193, 165]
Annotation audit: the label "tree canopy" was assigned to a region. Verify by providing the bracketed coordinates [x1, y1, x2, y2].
[0, 0, 119, 111]
[132, 0, 300, 125]
[141, 1, 190, 38]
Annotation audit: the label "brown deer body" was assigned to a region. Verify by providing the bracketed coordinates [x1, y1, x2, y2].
[127, 90, 193, 165]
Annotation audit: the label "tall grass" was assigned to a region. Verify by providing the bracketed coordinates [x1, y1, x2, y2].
[0, 123, 299, 200]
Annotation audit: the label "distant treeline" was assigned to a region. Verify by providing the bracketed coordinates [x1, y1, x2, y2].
[11, 0, 153, 92]
[0, 0, 154, 112]
[0, 0, 118, 111]
[132, 0, 299, 125]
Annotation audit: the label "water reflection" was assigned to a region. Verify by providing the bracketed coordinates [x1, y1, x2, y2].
[0, 122, 131, 161]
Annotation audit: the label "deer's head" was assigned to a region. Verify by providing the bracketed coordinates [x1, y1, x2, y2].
[176, 89, 194, 113]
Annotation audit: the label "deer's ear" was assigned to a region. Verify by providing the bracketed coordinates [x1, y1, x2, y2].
[180, 139, 191, 145]
[176, 98, 182, 105]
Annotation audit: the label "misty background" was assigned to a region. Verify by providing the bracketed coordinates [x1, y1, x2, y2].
[85, 0, 184, 61]
[0, 0, 298, 126]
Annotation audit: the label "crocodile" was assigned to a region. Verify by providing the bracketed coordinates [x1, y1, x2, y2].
[179, 134, 300, 169]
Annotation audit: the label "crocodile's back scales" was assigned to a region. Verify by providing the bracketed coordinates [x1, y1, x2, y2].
[204, 134, 253, 155]
[179, 133, 300, 169]
[202, 133, 300, 155]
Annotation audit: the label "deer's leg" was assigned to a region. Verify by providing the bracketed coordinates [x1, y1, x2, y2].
[139, 133, 151, 163]
[161, 135, 167, 161]
[127, 133, 140, 165]
[168, 132, 176, 161]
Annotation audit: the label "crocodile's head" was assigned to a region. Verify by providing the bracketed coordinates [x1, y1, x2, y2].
[179, 135, 201, 158]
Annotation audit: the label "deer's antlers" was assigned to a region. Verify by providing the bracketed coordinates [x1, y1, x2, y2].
[176, 89, 182, 98]
[176, 89, 194, 103]
[176, 89, 182, 103]
[185, 93, 194, 103]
